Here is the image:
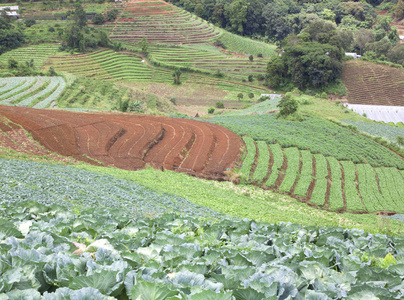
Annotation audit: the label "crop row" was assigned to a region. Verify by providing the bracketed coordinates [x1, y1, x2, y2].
[216, 31, 277, 57]
[209, 114, 404, 169]
[238, 139, 404, 214]
[0, 77, 66, 108]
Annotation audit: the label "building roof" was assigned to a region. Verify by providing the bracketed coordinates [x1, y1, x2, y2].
[0, 6, 19, 11]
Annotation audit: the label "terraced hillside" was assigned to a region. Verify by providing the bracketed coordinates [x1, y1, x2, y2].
[48, 49, 174, 82]
[150, 46, 268, 80]
[342, 60, 404, 106]
[108, 0, 220, 45]
[0, 43, 59, 71]
[0, 77, 66, 108]
[238, 136, 404, 214]
[0, 105, 241, 179]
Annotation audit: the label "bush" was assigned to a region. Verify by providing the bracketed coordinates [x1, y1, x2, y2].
[214, 39, 226, 49]
[248, 93, 254, 99]
[320, 92, 328, 99]
[257, 53, 263, 58]
[169, 97, 176, 105]
[107, 9, 119, 21]
[277, 93, 299, 117]
[237, 93, 244, 101]
[249, 55, 253, 62]
[208, 107, 215, 114]
[248, 75, 253, 82]
[48, 27, 55, 32]
[92, 13, 105, 25]
[24, 19, 36, 27]
[256, 74, 264, 81]
[214, 70, 224, 78]
[258, 96, 270, 102]
[215, 101, 224, 108]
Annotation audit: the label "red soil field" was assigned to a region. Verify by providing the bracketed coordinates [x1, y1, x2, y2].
[0, 106, 242, 179]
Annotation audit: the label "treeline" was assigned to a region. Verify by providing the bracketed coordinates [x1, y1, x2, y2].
[169, 0, 403, 65]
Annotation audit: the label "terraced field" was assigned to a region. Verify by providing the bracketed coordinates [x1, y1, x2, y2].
[48, 49, 173, 82]
[150, 46, 268, 80]
[0, 106, 242, 179]
[0, 43, 59, 70]
[342, 60, 404, 106]
[237, 138, 404, 214]
[107, 0, 220, 45]
[0, 76, 66, 108]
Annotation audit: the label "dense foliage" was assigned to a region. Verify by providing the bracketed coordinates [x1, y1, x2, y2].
[1, 199, 404, 299]
[208, 114, 404, 168]
[0, 17, 25, 55]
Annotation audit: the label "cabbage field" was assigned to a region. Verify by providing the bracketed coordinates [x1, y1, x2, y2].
[1, 198, 404, 299]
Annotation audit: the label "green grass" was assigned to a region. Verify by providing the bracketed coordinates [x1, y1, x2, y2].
[74, 164, 404, 236]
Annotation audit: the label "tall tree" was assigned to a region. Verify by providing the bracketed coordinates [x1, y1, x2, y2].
[354, 28, 375, 55]
[395, 0, 404, 20]
[225, 0, 249, 35]
[74, 3, 87, 28]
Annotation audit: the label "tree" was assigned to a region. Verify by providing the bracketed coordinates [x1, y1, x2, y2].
[24, 19, 36, 27]
[249, 55, 253, 62]
[92, 13, 105, 25]
[277, 93, 298, 117]
[354, 28, 374, 55]
[139, 38, 149, 55]
[173, 68, 182, 84]
[74, 3, 87, 28]
[387, 44, 404, 65]
[322, 9, 336, 22]
[225, 0, 248, 35]
[266, 56, 287, 88]
[237, 93, 244, 101]
[395, 0, 404, 20]
[107, 8, 119, 21]
[248, 93, 254, 99]
[336, 30, 354, 51]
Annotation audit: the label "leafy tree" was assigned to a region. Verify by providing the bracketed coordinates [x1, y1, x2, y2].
[249, 54, 253, 62]
[0, 22, 25, 55]
[225, 0, 248, 35]
[92, 13, 105, 25]
[211, 3, 225, 27]
[395, 0, 404, 20]
[277, 93, 298, 117]
[237, 93, 244, 101]
[107, 8, 119, 21]
[173, 68, 182, 85]
[248, 74, 253, 82]
[248, 93, 254, 99]
[74, 3, 87, 28]
[336, 30, 354, 51]
[267, 56, 287, 88]
[354, 28, 374, 55]
[365, 37, 392, 58]
[8, 58, 18, 69]
[139, 38, 149, 55]
[215, 101, 224, 108]
[322, 9, 336, 22]
[387, 44, 404, 65]
[208, 107, 215, 114]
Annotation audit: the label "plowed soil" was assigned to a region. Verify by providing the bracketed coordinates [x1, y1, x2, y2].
[0, 106, 242, 179]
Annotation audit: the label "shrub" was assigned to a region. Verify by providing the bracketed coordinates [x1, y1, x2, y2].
[107, 8, 119, 21]
[48, 27, 55, 32]
[237, 93, 244, 101]
[277, 93, 298, 117]
[92, 13, 105, 25]
[214, 70, 224, 77]
[248, 75, 253, 82]
[257, 53, 263, 58]
[24, 19, 36, 27]
[321, 92, 328, 99]
[208, 107, 215, 114]
[258, 96, 270, 102]
[248, 93, 254, 99]
[257, 74, 264, 81]
[249, 55, 253, 62]
[216, 101, 224, 108]
[397, 136, 404, 146]
[169, 97, 176, 105]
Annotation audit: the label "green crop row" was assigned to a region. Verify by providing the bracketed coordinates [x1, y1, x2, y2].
[252, 141, 270, 183]
[239, 136, 256, 183]
[208, 114, 404, 169]
[314, 154, 328, 179]
[279, 147, 299, 193]
[327, 156, 342, 182]
[356, 164, 385, 213]
[264, 144, 283, 188]
[329, 180, 344, 211]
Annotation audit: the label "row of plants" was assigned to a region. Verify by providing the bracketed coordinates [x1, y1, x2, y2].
[208, 114, 404, 169]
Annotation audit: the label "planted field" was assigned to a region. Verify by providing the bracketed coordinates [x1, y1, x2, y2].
[237, 139, 404, 214]
[0, 76, 66, 108]
[216, 31, 277, 57]
[48, 49, 173, 82]
[209, 114, 404, 169]
[151, 46, 268, 80]
[342, 60, 404, 106]
[108, 0, 220, 45]
[1, 192, 404, 298]
[342, 119, 404, 143]
[0, 105, 241, 179]
[0, 43, 59, 70]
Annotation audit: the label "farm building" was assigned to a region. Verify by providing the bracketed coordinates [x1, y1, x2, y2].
[0, 6, 20, 18]
[260, 94, 282, 100]
[345, 52, 361, 59]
